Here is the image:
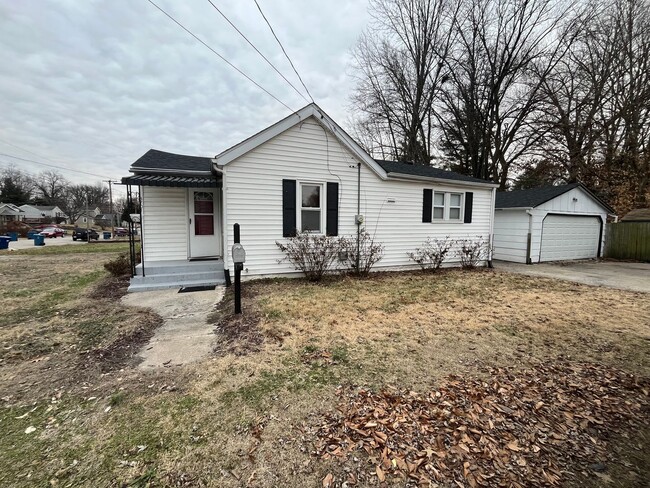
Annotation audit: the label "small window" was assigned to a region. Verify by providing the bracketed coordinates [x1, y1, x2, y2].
[449, 193, 462, 220]
[433, 192, 445, 220]
[431, 191, 464, 222]
[300, 183, 321, 232]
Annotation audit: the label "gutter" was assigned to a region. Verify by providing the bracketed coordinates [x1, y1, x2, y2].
[386, 172, 499, 189]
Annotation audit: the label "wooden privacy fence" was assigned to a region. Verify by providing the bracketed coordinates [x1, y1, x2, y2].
[604, 222, 650, 261]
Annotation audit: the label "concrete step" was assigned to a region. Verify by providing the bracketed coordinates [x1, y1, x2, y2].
[135, 261, 224, 276]
[128, 278, 226, 293]
[130, 271, 224, 285]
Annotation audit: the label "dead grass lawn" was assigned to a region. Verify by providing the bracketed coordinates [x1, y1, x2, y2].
[1, 264, 648, 487]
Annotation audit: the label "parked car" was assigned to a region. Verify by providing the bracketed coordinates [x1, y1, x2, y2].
[114, 227, 129, 237]
[39, 227, 65, 238]
[72, 228, 99, 241]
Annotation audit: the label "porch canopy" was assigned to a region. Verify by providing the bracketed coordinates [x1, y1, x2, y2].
[121, 174, 218, 187]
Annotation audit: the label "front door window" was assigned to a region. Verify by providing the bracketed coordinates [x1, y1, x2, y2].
[194, 192, 214, 235]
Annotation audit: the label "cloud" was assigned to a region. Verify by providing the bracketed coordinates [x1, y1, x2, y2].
[0, 0, 371, 192]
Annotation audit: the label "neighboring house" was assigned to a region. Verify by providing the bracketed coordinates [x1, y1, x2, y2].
[95, 213, 117, 227]
[19, 204, 67, 223]
[620, 208, 650, 222]
[74, 212, 96, 227]
[493, 183, 615, 264]
[122, 103, 498, 292]
[0, 203, 24, 222]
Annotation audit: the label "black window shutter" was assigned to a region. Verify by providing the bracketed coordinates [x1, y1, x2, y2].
[464, 192, 474, 223]
[326, 182, 339, 236]
[422, 189, 433, 223]
[282, 179, 297, 237]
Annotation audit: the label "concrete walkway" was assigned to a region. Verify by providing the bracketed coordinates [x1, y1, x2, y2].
[121, 286, 225, 369]
[494, 260, 650, 293]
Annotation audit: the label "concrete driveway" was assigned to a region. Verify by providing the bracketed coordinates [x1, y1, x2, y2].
[494, 260, 650, 293]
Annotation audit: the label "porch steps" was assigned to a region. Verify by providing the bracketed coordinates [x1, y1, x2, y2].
[128, 260, 226, 292]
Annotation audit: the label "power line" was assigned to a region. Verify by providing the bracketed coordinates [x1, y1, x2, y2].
[205, 0, 309, 104]
[146, 0, 294, 112]
[253, 0, 314, 103]
[0, 152, 113, 179]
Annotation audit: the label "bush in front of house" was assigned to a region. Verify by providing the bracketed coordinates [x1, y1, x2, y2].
[456, 236, 490, 269]
[407, 236, 453, 272]
[276, 232, 342, 281]
[340, 229, 385, 277]
[104, 253, 132, 277]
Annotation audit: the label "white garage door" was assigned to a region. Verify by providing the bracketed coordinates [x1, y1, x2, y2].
[540, 215, 601, 262]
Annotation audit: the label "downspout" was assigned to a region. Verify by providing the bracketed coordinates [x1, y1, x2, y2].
[488, 187, 496, 268]
[356, 162, 361, 273]
[525, 209, 534, 264]
[212, 164, 230, 286]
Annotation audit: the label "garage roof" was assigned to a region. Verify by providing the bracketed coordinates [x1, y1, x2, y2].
[495, 183, 614, 213]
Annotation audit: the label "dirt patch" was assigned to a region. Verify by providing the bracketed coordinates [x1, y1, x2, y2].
[0, 254, 162, 404]
[211, 286, 265, 356]
[87, 275, 130, 300]
[310, 362, 650, 487]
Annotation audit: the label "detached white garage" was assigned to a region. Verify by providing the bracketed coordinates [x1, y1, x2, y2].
[493, 183, 615, 264]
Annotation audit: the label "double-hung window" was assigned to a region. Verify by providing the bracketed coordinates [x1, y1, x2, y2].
[300, 183, 322, 232]
[432, 191, 464, 221]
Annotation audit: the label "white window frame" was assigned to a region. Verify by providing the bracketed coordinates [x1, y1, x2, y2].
[431, 191, 464, 223]
[297, 182, 324, 234]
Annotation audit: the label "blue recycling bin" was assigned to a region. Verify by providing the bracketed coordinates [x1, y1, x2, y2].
[7, 232, 18, 241]
[0, 236, 10, 250]
[27, 230, 39, 239]
[103, 231, 111, 240]
[33, 234, 45, 246]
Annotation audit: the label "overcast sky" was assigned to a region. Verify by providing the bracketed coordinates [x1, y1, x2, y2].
[0, 0, 371, 195]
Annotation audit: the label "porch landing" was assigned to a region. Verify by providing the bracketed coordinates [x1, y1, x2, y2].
[128, 259, 226, 292]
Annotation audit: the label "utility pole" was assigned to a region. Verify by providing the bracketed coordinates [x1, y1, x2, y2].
[103, 180, 119, 238]
[85, 194, 90, 242]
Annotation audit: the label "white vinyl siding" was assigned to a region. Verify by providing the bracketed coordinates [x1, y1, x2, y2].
[141, 186, 188, 262]
[493, 210, 530, 263]
[223, 117, 494, 277]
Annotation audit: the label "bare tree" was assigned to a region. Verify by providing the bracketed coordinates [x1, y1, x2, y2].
[35, 170, 69, 205]
[438, 0, 577, 189]
[351, 0, 460, 163]
[59, 183, 109, 224]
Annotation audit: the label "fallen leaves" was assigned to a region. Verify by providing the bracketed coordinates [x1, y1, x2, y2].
[310, 362, 650, 486]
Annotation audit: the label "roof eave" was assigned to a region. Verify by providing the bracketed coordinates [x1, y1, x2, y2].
[495, 206, 534, 210]
[386, 172, 499, 188]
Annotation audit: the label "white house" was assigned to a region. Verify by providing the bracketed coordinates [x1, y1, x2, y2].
[0, 203, 24, 223]
[492, 183, 615, 264]
[122, 104, 498, 292]
[19, 204, 67, 223]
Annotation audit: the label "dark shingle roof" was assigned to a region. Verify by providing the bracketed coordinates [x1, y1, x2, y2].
[375, 160, 495, 185]
[621, 208, 650, 222]
[495, 183, 614, 213]
[131, 149, 213, 173]
[495, 183, 580, 208]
